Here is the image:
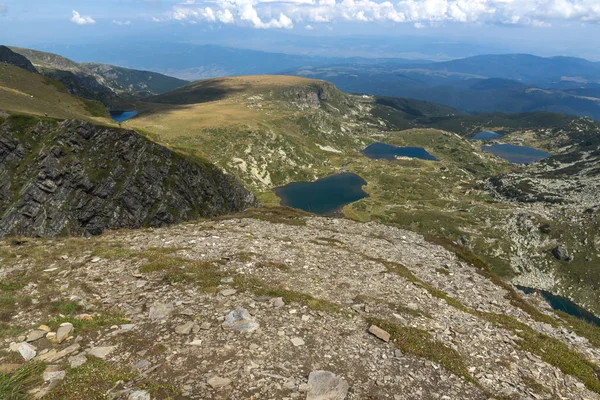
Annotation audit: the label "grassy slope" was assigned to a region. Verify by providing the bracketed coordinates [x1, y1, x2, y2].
[126, 75, 374, 190]
[0, 65, 110, 121]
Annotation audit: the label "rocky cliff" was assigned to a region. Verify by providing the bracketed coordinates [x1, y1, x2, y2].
[0, 115, 258, 237]
[0, 45, 37, 73]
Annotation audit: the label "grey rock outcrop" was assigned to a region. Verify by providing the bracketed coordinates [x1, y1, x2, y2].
[0, 46, 37, 73]
[552, 245, 573, 261]
[0, 117, 259, 237]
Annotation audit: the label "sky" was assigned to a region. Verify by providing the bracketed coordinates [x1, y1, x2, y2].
[1, 0, 600, 60]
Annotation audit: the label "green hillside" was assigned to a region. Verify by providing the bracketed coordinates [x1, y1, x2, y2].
[0, 64, 110, 121]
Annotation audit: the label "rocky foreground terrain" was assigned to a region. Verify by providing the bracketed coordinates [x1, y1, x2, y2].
[2, 209, 600, 399]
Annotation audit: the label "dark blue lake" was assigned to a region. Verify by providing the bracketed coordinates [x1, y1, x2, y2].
[472, 131, 503, 141]
[516, 285, 600, 327]
[362, 142, 438, 161]
[110, 111, 138, 123]
[482, 144, 551, 164]
[274, 173, 368, 215]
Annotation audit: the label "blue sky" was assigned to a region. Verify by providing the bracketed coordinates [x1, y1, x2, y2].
[1, 0, 600, 60]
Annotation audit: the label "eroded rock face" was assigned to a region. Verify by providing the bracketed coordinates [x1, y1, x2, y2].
[0, 46, 37, 73]
[0, 117, 259, 237]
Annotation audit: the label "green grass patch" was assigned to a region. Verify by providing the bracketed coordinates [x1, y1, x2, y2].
[0, 361, 45, 400]
[236, 276, 341, 314]
[367, 317, 474, 384]
[46, 357, 136, 400]
[219, 207, 310, 226]
[480, 312, 600, 394]
[365, 256, 470, 313]
[45, 312, 128, 332]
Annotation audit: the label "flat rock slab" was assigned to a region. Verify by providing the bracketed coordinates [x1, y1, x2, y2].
[222, 307, 259, 332]
[56, 323, 74, 344]
[43, 369, 66, 382]
[17, 342, 37, 361]
[307, 370, 349, 400]
[208, 376, 232, 389]
[175, 321, 194, 335]
[148, 302, 174, 321]
[69, 353, 88, 368]
[88, 346, 117, 359]
[46, 343, 80, 363]
[27, 330, 47, 342]
[128, 390, 151, 400]
[368, 325, 390, 342]
[291, 337, 305, 347]
[0, 364, 21, 373]
[220, 288, 237, 297]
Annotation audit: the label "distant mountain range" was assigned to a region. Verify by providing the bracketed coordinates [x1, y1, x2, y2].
[5, 43, 600, 120]
[291, 54, 600, 120]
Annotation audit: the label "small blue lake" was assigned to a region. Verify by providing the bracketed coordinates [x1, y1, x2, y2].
[273, 172, 368, 215]
[110, 111, 138, 123]
[362, 142, 438, 161]
[482, 144, 551, 164]
[516, 285, 600, 327]
[472, 131, 503, 141]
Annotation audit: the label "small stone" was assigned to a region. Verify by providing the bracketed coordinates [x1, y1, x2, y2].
[179, 308, 195, 316]
[38, 325, 51, 332]
[220, 277, 234, 283]
[148, 302, 174, 321]
[249, 343, 259, 351]
[75, 314, 93, 321]
[43, 367, 66, 382]
[56, 323, 74, 344]
[307, 370, 349, 400]
[69, 353, 88, 368]
[290, 337, 305, 347]
[189, 339, 203, 346]
[16, 342, 37, 361]
[26, 330, 46, 342]
[0, 364, 20, 373]
[302, 315, 310, 322]
[222, 307, 259, 332]
[128, 390, 151, 400]
[368, 325, 390, 342]
[88, 346, 116, 359]
[133, 359, 151, 371]
[220, 288, 237, 297]
[283, 379, 296, 390]
[46, 332, 57, 341]
[271, 297, 285, 308]
[46, 344, 80, 362]
[208, 376, 232, 389]
[175, 321, 194, 335]
[91, 257, 101, 263]
[120, 324, 135, 331]
[200, 321, 211, 330]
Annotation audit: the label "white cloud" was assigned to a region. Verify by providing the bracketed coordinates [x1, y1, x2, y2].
[112, 20, 132, 25]
[71, 10, 95, 25]
[218, 9, 235, 23]
[305, 24, 314, 29]
[160, 0, 600, 29]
